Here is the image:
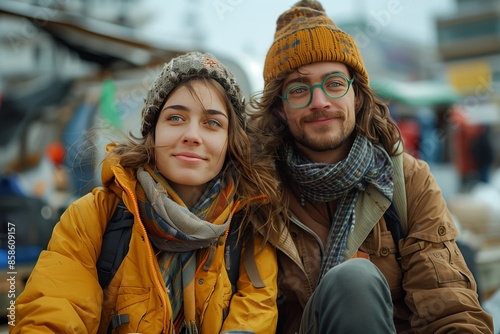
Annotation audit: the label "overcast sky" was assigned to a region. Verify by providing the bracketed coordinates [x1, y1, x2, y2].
[141, 0, 457, 65]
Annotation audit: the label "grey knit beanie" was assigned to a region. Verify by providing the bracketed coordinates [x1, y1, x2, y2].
[141, 51, 245, 137]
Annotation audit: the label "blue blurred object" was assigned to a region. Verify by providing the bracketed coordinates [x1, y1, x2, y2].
[0, 194, 58, 256]
[0, 246, 42, 269]
[62, 101, 98, 197]
[0, 249, 6, 268]
[0, 175, 24, 196]
[417, 106, 442, 164]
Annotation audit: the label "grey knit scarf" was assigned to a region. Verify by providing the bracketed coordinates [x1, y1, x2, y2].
[136, 168, 229, 252]
[280, 134, 394, 279]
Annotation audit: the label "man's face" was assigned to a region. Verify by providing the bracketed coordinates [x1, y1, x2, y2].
[279, 62, 357, 163]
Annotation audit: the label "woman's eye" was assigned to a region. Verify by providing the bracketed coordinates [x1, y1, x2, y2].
[207, 119, 222, 127]
[168, 115, 183, 122]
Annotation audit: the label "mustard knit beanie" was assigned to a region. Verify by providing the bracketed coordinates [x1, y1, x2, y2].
[141, 51, 245, 137]
[263, 0, 368, 87]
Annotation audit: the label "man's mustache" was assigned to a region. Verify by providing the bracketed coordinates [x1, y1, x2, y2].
[301, 111, 345, 123]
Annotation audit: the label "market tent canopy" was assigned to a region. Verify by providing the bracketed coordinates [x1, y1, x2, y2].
[0, 0, 191, 68]
[371, 80, 462, 107]
[0, 0, 262, 97]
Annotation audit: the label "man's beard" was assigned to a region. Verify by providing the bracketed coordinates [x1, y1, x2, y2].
[294, 130, 346, 152]
[290, 118, 349, 152]
[292, 111, 349, 152]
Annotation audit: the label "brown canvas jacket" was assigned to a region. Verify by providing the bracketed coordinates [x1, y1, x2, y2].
[276, 152, 493, 334]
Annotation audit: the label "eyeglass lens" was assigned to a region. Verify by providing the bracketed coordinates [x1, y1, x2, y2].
[284, 74, 351, 108]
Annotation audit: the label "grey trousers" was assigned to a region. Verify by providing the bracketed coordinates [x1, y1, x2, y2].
[299, 258, 396, 334]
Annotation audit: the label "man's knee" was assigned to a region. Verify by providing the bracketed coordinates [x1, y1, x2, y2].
[320, 258, 386, 292]
[301, 259, 396, 334]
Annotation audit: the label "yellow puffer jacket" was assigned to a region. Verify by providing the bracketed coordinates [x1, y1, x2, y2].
[12, 152, 278, 334]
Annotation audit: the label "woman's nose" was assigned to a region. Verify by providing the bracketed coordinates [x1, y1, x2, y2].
[182, 123, 202, 144]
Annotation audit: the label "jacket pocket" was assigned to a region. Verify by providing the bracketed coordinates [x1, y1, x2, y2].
[195, 262, 232, 333]
[400, 238, 473, 290]
[427, 240, 474, 289]
[112, 287, 151, 334]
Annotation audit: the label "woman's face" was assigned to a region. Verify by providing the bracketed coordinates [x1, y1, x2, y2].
[154, 80, 229, 202]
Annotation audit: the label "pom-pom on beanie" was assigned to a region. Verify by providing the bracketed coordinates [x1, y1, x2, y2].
[263, 0, 368, 87]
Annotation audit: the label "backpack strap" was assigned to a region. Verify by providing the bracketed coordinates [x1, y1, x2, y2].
[391, 144, 408, 236]
[225, 214, 242, 295]
[382, 147, 408, 261]
[384, 201, 404, 260]
[97, 201, 134, 333]
[96, 201, 134, 289]
[225, 213, 265, 292]
[244, 238, 265, 288]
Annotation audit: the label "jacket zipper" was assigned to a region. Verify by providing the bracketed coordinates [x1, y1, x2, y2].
[287, 214, 326, 292]
[114, 177, 171, 333]
[289, 213, 325, 257]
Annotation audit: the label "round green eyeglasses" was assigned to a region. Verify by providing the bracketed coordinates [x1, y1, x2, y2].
[279, 73, 355, 109]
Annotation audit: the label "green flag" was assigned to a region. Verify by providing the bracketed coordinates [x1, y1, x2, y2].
[99, 78, 122, 129]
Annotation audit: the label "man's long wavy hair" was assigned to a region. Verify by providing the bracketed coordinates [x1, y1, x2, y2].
[248, 69, 402, 165]
[247, 69, 402, 226]
[110, 77, 283, 246]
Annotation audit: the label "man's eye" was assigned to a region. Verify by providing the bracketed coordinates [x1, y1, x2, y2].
[325, 76, 347, 88]
[327, 81, 341, 87]
[289, 85, 309, 95]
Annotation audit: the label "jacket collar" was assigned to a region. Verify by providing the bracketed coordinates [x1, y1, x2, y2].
[345, 184, 391, 258]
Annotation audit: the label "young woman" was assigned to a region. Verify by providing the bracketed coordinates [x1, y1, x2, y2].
[12, 52, 282, 334]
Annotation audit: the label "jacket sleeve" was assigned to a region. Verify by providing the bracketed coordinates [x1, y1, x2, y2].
[399, 154, 494, 333]
[11, 189, 117, 333]
[221, 233, 279, 334]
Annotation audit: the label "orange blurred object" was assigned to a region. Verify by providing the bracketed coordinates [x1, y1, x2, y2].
[45, 142, 66, 165]
[397, 119, 421, 158]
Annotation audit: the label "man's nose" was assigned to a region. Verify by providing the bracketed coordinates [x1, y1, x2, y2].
[309, 86, 331, 109]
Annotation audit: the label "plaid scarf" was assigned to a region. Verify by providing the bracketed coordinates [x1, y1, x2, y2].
[136, 165, 236, 334]
[280, 134, 393, 280]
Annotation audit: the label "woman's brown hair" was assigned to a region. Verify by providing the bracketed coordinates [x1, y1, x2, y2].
[111, 77, 283, 246]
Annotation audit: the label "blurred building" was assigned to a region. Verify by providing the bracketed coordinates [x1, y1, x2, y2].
[436, 0, 500, 164]
[0, 0, 149, 174]
[436, 0, 500, 305]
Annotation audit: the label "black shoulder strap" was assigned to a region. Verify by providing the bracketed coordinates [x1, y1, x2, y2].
[391, 150, 408, 235]
[225, 213, 242, 295]
[385, 150, 407, 256]
[96, 201, 134, 289]
[384, 201, 405, 249]
[225, 213, 265, 294]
